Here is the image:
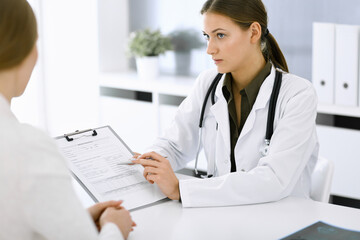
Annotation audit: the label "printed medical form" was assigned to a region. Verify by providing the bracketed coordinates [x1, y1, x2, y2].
[55, 126, 166, 210]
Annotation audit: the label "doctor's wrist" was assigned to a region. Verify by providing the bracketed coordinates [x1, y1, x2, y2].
[168, 179, 180, 200]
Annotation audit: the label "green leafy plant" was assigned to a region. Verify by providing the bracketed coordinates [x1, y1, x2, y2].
[128, 28, 172, 57]
[169, 29, 205, 52]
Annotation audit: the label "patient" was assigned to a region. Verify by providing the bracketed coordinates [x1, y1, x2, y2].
[0, 0, 135, 239]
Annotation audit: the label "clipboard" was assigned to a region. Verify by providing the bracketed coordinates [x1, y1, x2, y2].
[55, 125, 166, 210]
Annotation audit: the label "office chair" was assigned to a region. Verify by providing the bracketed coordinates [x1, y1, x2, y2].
[310, 156, 335, 203]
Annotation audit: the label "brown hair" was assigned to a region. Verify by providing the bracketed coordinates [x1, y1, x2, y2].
[0, 0, 38, 70]
[201, 0, 288, 72]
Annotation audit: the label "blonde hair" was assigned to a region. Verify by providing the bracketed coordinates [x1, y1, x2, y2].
[0, 0, 38, 70]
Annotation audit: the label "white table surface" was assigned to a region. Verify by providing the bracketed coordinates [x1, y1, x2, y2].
[128, 197, 360, 240]
[73, 175, 360, 240]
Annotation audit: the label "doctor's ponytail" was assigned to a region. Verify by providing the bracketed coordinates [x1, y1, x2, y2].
[262, 31, 288, 72]
[201, 0, 289, 72]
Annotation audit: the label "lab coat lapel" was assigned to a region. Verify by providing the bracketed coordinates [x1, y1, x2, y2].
[238, 66, 276, 141]
[210, 75, 231, 156]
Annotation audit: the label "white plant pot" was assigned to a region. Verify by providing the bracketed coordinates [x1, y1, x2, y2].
[135, 56, 159, 80]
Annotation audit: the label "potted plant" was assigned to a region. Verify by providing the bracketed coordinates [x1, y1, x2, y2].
[169, 28, 205, 75]
[128, 28, 172, 80]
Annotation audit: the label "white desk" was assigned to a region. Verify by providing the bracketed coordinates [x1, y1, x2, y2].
[73, 174, 360, 240]
[128, 197, 360, 240]
[75, 178, 360, 240]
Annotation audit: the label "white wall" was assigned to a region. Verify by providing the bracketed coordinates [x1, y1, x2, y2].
[98, 0, 129, 72]
[40, 0, 100, 136]
[11, 0, 47, 130]
[11, 0, 101, 137]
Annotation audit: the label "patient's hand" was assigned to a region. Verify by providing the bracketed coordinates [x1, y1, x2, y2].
[87, 200, 123, 231]
[100, 207, 136, 239]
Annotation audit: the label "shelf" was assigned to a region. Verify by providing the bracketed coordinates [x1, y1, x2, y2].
[100, 74, 360, 118]
[318, 104, 360, 118]
[100, 74, 360, 119]
[99, 72, 196, 97]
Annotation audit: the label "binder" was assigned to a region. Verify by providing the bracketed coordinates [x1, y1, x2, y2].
[312, 22, 335, 105]
[334, 24, 360, 107]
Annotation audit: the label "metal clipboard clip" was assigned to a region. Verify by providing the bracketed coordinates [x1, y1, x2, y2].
[64, 129, 98, 142]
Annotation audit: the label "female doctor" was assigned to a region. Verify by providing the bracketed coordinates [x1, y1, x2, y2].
[133, 0, 319, 207]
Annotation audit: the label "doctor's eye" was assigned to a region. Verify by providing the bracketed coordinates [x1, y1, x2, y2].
[203, 33, 210, 41]
[217, 33, 225, 39]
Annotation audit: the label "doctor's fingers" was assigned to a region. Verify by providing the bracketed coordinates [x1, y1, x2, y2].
[138, 151, 166, 162]
[133, 158, 161, 168]
[145, 174, 160, 184]
[132, 152, 141, 158]
[143, 166, 161, 177]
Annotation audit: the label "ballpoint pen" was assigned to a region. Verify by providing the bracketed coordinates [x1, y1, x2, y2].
[117, 158, 137, 165]
[117, 162, 136, 165]
[117, 156, 168, 165]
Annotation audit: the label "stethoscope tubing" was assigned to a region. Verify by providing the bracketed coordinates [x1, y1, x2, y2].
[194, 70, 282, 178]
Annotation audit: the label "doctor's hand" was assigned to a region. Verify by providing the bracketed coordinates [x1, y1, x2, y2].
[87, 200, 123, 231]
[132, 152, 141, 159]
[133, 151, 180, 200]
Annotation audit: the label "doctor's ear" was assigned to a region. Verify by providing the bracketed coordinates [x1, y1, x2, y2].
[249, 22, 262, 44]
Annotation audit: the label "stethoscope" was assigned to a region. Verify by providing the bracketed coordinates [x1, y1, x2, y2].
[194, 69, 283, 178]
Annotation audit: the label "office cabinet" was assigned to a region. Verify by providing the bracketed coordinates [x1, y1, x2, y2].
[159, 103, 179, 135]
[98, 72, 192, 153]
[313, 22, 360, 201]
[317, 125, 360, 199]
[99, 95, 156, 153]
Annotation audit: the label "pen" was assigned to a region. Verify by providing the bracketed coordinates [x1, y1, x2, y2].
[117, 156, 168, 165]
[117, 157, 137, 165]
[117, 161, 136, 165]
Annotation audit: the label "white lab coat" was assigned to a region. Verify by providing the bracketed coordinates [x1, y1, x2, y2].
[0, 94, 123, 240]
[150, 65, 319, 207]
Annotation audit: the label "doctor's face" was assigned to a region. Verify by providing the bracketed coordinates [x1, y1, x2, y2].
[203, 12, 253, 74]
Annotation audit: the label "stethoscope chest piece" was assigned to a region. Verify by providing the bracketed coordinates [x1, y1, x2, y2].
[260, 139, 270, 157]
[260, 145, 269, 157]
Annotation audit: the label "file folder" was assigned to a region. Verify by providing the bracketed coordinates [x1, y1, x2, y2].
[334, 24, 360, 107]
[312, 22, 335, 104]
